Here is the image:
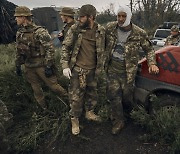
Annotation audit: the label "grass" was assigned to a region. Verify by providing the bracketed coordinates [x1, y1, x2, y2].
[0, 44, 71, 153]
[0, 43, 179, 153]
[0, 44, 108, 153]
[131, 105, 180, 153]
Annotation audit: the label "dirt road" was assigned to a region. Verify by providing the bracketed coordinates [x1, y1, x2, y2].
[38, 119, 170, 154]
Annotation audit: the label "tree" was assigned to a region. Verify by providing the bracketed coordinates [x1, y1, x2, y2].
[96, 3, 116, 25]
[131, 0, 180, 29]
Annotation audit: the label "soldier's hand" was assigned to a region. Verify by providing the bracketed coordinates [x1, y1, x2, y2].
[63, 68, 72, 79]
[16, 66, 22, 76]
[148, 64, 159, 74]
[45, 66, 53, 78]
[58, 32, 64, 41]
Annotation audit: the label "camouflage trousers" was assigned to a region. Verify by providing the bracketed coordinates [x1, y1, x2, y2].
[24, 66, 67, 105]
[69, 66, 97, 117]
[107, 70, 134, 122]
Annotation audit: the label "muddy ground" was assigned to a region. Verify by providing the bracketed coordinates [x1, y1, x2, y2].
[36, 119, 170, 154]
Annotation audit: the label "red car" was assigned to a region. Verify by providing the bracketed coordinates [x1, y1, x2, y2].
[134, 46, 180, 112]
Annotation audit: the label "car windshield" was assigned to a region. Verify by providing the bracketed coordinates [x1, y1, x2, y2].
[155, 30, 170, 38]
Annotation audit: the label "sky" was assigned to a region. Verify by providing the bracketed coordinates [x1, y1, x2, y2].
[7, 0, 130, 12]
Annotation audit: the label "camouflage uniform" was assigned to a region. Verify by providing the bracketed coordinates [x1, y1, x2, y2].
[58, 7, 75, 42]
[105, 21, 156, 122]
[15, 6, 67, 109]
[61, 23, 105, 117]
[165, 35, 180, 45]
[59, 20, 75, 42]
[165, 25, 180, 46]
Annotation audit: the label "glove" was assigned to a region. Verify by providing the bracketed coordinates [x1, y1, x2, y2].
[45, 66, 53, 78]
[58, 32, 64, 42]
[58, 35, 64, 42]
[63, 68, 72, 79]
[16, 66, 22, 76]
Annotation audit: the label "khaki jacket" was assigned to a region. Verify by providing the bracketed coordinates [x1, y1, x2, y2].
[61, 22, 105, 73]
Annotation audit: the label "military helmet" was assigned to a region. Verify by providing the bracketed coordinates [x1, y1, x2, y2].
[171, 25, 179, 32]
[59, 7, 75, 17]
[79, 4, 96, 17]
[14, 6, 32, 17]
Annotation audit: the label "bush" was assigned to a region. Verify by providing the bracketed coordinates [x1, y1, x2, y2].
[0, 43, 16, 72]
[131, 105, 180, 152]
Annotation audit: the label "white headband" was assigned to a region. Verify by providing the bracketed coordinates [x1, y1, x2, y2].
[117, 5, 132, 27]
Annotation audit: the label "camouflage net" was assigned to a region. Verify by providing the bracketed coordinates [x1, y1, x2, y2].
[0, 0, 17, 44]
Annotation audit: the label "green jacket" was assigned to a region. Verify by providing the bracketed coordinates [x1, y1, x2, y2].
[105, 21, 157, 84]
[61, 22, 105, 73]
[16, 23, 55, 67]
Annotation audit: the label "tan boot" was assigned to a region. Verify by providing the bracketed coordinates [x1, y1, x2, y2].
[71, 117, 80, 135]
[85, 110, 101, 122]
[112, 121, 125, 135]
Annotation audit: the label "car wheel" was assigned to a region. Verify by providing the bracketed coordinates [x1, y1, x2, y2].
[148, 93, 180, 114]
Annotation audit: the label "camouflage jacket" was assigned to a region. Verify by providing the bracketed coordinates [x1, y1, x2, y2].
[165, 34, 180, 46]
[16, 23, 55, 67]
[105, 21, 156, 84]
[61, 22, 105, 72]
[59, 20, 76, 42]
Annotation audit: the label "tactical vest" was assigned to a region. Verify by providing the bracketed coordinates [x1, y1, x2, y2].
[16, 25, 46, 67]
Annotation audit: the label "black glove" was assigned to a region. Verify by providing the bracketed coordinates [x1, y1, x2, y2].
[16, 66, 22, 76]
[45, 66, 53, 78]
[58, 31, 64, 42]
[58, 35, 64, 42]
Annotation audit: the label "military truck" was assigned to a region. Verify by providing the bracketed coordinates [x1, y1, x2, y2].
[159, 22, 179, 29]
[31, 6, 78, 47]
[32, 6, 63, 34]
[134, 45, 180, 112]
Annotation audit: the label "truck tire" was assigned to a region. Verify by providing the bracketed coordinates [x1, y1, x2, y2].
[148, 92, 180, 114]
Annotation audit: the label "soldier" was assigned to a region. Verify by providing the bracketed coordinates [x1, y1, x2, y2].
[61, 4, 105, 135]
[165, 25, 180, 46]
[58, 7, 75, 42]
[105, 5, 159, 135]
[14, 6, 67, 111]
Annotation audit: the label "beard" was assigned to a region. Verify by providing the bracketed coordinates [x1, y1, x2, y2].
[79, 19, 90, 29]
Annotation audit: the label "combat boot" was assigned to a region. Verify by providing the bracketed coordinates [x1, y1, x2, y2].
[85, 110, 101, 122]
[112, 120, 125, 135]
[71, 117, 80, 135]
